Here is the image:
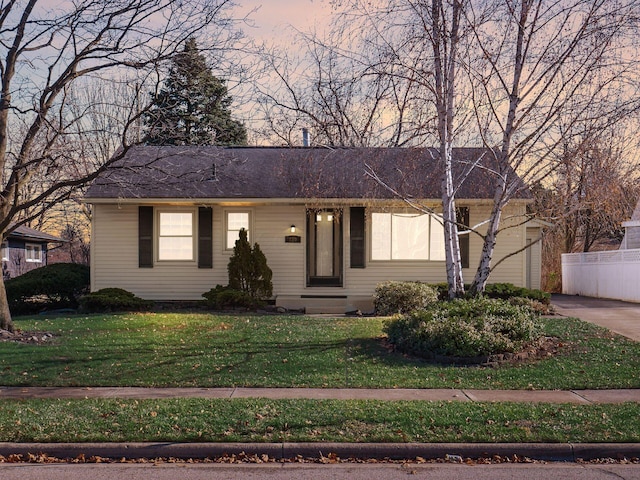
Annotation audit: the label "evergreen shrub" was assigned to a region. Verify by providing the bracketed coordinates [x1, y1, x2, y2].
[79, 288, 153, 313]
[202, 285, 257, 309]
[384, 297, 542, 358]
[373, 281, 439, 315]
[6, 263, 89, 315]
[429, 282, 550, 305]
[203, 228, 273, 310]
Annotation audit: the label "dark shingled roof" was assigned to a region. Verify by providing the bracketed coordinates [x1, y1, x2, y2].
[85, 146, 531, 201]
[9, 225, 63, 243]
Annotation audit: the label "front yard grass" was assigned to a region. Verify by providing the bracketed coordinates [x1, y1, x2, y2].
[0, 398, 639, 443]
[1, 312, 639, 390]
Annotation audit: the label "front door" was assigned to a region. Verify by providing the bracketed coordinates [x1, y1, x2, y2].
[307, 209, 343, 286]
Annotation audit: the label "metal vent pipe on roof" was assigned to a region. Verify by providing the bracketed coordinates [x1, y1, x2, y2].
[302, 128, 310, 147]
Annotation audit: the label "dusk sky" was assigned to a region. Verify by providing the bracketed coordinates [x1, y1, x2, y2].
[237, 0, 334, 43]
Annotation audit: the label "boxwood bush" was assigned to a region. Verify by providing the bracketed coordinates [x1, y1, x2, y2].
[384, 297, 542, 358]
[373, 281, 439, 315]
[79, 288, 153, 313]
[6, 263, 90, 315]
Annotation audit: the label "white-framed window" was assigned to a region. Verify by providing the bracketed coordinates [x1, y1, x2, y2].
[158, 210, 194, 261]
[25, 243, 43, 263]
[1, 242, 7, 262]
[371, 212, 445, 261]
[225, 210, 251, 250]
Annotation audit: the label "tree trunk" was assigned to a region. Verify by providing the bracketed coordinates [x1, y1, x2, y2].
[432, 0, 465, 299]
[441, 149, 465, 299]
[0, 274, 13, 333]
[470, 200, 502, 295]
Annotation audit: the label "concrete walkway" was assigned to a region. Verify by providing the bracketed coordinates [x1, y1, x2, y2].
[552, 294, 640, 342]
[1, 386, 640, 404]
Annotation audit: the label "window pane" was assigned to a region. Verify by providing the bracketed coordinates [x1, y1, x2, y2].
[430, 215, 446, 260]
[160, 213, 192, 236]
[392, 214, 429, 260]
[228, 212, 249, 231]
[227, 231, 241, 248]
[371, 213, 391, 260]
[226, 212, 250, 248]
[159, 237, 193, 260]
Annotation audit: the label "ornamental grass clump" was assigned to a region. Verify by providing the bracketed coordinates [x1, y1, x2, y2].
[384, 297, 542, 359]
[373, 281, 439, 315]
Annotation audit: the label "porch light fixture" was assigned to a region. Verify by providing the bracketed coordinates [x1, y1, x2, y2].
[290, 225, 296, 233]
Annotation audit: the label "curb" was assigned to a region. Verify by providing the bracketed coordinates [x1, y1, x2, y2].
[0, 442, 639, 462]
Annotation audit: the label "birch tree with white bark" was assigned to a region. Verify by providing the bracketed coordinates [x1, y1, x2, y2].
[270, 0, 640, 297]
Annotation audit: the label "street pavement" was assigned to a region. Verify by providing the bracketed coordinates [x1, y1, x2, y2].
[2, 463, 640, 480]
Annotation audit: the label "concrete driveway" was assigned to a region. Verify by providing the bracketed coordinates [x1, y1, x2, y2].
[552, 294, 640, 342]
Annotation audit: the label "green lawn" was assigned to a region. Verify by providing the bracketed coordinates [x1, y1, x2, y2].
[0, 398, 639, 443]
[1, 311, 639, 390]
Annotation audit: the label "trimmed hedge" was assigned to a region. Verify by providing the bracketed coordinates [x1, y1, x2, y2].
[6, 263, 90, 315]
[384, 297, 542, 358]
[373, 281, 439, 315]
[79, 288, 153, 313]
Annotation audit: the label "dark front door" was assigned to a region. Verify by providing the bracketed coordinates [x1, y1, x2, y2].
[307, 209, 343, 287]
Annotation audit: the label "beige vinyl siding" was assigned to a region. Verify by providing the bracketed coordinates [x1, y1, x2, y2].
[242, 205, 306, 298]
[91, 201, 534, 302]
[474, 203, 529, 287]
[92, 204, 224, 300]
[526, 227, 542, 290]
[92, 203, 309, 300]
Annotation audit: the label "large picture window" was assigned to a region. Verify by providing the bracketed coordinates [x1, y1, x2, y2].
[371, 212, 445, 261]
[158, 211, 194, 261]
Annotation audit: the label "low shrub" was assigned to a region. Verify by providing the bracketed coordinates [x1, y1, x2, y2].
[384, 297, 542, 358]
[79, 288, 153, 313]
[373, 281, 439, 315]
[508, 296, 554, 316]
[428, 282, 550, 305]
[6, 263, 90, 315]
[484, 283, 551, 305]
[202, 285, 259, 310]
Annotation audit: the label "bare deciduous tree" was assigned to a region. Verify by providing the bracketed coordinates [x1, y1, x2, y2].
[274, 0, 640, 297]
[253, 23, 438, 147]
[0, 0, 243, 332]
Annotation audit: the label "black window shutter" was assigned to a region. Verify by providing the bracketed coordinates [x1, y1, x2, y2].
[350, 207, 366, 268]
[456, 207, 470, 269]
[198, 207, 213, 269]
[138, 206, 154, 268]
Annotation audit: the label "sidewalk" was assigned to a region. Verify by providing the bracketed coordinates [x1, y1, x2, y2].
[2, 386, 640, 404]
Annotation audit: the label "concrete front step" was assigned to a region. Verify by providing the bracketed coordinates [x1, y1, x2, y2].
[277, 295, 373, 314]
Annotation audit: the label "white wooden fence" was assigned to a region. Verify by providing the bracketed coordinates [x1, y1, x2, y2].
[562, 249, 640, 302]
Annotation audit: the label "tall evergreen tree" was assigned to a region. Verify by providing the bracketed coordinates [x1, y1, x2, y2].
[145, 38, 247, 145]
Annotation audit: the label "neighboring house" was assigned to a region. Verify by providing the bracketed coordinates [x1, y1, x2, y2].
[563, 200, 640, 302]
[85, 146, 542, 313]
[1, 225, 63, 279]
